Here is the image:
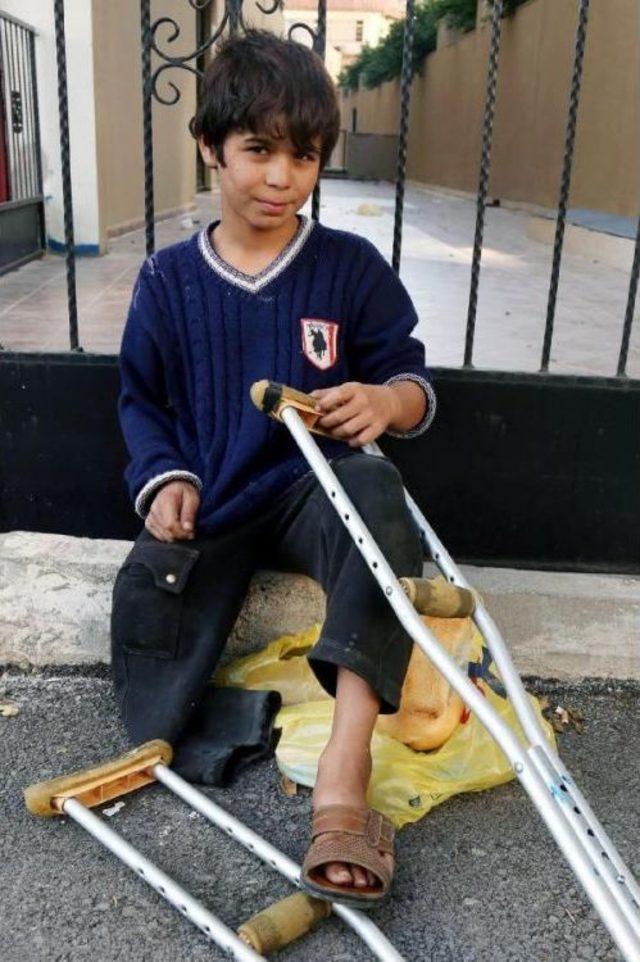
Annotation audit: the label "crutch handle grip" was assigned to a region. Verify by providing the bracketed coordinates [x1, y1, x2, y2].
[400, 577, 476, 618]
[237, 892, 331, 953]
[24, 740, 173, 817]
[250, 380, 336, 440]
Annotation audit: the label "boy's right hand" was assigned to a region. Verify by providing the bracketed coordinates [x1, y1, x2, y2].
[145, 481, 200, 542]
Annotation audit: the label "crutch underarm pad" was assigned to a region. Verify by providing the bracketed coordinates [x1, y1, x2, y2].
[250, 380, 335, 440]
[24, 740, 173, 817]
[400, 577, 476, 618]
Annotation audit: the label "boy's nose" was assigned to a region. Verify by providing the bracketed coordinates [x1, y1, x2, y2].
[265, 155, 292, 189]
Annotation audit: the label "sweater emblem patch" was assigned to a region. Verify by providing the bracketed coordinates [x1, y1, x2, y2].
[300, 318, 339, 370]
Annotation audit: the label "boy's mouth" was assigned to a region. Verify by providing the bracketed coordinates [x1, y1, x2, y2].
[257, 199, 288, 214]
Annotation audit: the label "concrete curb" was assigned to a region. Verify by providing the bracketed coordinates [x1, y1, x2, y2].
[0, 531, 325, 668]
[1, 532, 638, 679]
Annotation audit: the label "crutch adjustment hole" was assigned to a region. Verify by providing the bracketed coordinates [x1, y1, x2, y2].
[573, 806, 581, 815]
[602, 851, 610, 861]
[357, 538, 363, 545]
[137, 868, 145, 876]
[587, 829, 595, 837]
[180, 905, 187, 913]
[269, 860, 276, 868]
[343, 514, 350, 521]
[372, 561, 378, 569]
[560, 784, 568, 793]
[617, 875, 625, 884]
[331, 491, 336, 498]
[158, 886, 165, 894]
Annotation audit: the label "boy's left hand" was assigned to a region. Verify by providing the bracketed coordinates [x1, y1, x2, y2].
[309, 382, 400, 447]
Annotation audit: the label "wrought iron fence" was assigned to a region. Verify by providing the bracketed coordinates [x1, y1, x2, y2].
[7, 0, 640, 377]
[0, 11, 44, 274]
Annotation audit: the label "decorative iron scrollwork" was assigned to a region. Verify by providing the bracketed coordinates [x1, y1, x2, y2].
[148, 0, 282, 106]
[256, 0, 282, 15]
[287, 21, 316, 46]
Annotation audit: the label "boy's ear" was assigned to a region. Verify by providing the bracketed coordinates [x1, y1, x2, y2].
[197, 136, 219, 170]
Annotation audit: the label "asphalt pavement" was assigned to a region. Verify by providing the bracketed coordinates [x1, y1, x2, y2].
[2, 667, 639, 962]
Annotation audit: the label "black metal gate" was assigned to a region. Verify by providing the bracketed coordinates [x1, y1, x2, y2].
[0, 12, 44, 275]
[0, 0, 638, 572]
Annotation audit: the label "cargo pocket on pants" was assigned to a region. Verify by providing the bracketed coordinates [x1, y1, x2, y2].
[111, 540, 200, 660]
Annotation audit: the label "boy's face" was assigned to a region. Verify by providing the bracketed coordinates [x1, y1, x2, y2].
[198, 127, 322, 231]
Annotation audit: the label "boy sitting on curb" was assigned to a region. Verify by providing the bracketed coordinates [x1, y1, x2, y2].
[112, 30, 436, 908]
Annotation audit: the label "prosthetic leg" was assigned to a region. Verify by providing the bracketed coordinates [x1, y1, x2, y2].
[250, 380, 640, 962]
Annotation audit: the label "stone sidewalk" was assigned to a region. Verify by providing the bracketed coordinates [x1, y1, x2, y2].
[1, 178, 638, 378]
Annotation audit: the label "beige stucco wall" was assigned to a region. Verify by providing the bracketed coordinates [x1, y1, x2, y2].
[341, 0, 640, 218]
[92, 0, 197, 250]
[341, 77, 400, 135]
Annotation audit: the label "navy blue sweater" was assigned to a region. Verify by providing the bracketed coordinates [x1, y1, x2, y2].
[118, 215, 436, 535]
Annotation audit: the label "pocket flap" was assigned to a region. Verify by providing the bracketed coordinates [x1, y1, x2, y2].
[125, 542, 200, 594]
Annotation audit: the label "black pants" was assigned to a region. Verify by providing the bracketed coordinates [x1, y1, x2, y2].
[111, 452, 424, 749]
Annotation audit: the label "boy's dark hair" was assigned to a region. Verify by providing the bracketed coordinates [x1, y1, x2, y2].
[189, 30, 340, 169]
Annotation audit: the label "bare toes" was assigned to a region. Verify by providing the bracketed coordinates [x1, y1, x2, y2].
[351, 865, 369, 888]
[325, 862, 352, 885]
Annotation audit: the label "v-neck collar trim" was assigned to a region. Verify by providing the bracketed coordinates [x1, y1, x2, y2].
[197, 214, 315, 293]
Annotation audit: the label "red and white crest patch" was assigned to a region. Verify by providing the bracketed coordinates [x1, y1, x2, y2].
[300, 318, 339, 371]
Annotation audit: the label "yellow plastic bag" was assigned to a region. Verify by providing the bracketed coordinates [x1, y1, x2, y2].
[214, 620, 556, 830]
[215, 624, 329, 705]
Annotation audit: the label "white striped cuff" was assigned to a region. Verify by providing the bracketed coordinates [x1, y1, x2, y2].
[134, 470, 203, 519]
[384, 374, 437, 439]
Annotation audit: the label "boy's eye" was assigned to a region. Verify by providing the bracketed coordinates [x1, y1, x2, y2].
[245, 142, 319, 162]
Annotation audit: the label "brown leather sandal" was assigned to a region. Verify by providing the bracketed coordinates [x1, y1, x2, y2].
[300, 804, 395, 909]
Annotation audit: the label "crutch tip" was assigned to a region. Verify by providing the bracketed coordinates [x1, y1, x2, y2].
[237, 892, 331, 953]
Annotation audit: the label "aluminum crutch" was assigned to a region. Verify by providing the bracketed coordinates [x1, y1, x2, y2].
[366, 439, 640, 944]
[251, 380, 640, 962]
[25, 740, 405, 962]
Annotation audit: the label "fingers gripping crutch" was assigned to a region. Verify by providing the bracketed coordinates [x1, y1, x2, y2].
[251, 381, 640, 961]
[25, 741, 405, 962]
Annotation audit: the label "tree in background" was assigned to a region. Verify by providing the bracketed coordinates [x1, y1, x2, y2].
[338, 0, 528, 92]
